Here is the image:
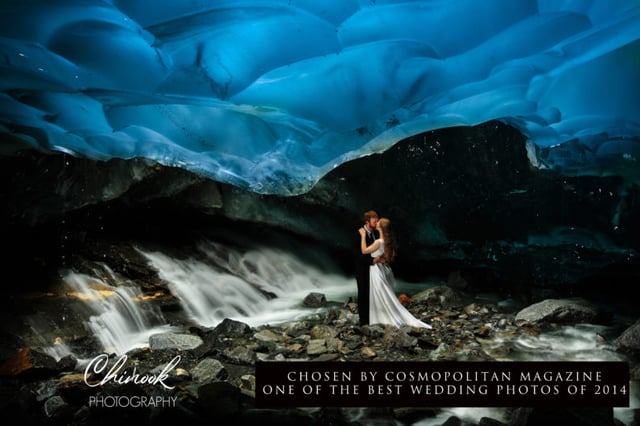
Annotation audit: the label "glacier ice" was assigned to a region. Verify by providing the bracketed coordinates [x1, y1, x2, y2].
[0, 0, 638, 194]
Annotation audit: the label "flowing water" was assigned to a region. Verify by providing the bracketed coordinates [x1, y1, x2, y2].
[30, 235, 637, 424]
[412, 322, 639, 426]
[58, 267, 175, 356]
[138, 238, 355, 328]
[47, 266, 174, 359]
[39, 236, 355, 358]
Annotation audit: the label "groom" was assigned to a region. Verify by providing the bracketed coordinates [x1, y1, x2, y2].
[354, 210, 379, 326]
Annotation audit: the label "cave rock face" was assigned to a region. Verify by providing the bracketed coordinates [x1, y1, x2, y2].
[1, 0, 639, 194]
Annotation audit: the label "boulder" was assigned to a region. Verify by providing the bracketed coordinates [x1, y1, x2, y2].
[515, 298, 598, 325]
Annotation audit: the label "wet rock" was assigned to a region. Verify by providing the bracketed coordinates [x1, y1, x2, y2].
[281, 321, 311, 338]
[286, 342, 304, 354]
[361, 347, 376, 358]
[254, 329, 284, 343]
[0, 348, 58, 376]
[442, 415, 463, 425]
[310, 324, 337, 340]
[307, 339, 328, 355]
[314, 353, 340, 361]
[474, 324, 493, 337]
[216, 318, 252, 338]
[56, 373, 99, 406]
[191, 358, 228, 384]
[67, 335, 103, 360]
[289, 334, 311, 345]
[416, 336, 440, 350]
[362, 324, 386, 338]
[56, 354, 77, 371]
[515, 298, 599, 325]
[240, 374, 255, 396]
[303, 292, 327, 308]
[44, 395, 70, 418]
[149, 332, 203, 351]
[615, 319, 640, 360]
[34, 378, 62, 402]
[222, 346, 256, 365]
[412, 286, 462, 307]
[382, 326, 416, 349]
[464, 303, 489, 316]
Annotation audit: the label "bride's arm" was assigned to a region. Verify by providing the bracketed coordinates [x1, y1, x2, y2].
[360, 230, 380, 254]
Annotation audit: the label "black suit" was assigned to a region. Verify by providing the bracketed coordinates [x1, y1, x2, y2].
[354, 228, 379, 325]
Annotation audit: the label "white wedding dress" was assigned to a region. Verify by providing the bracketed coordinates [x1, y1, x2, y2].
[369, 240, 431, 328]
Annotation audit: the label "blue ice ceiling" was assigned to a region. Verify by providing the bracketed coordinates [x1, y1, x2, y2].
[1, 0, 639, 194]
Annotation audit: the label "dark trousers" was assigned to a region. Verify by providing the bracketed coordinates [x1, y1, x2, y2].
[355, 262, 370, 325]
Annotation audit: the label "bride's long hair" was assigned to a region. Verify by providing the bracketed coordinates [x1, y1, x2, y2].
[378, 217, 397, 264]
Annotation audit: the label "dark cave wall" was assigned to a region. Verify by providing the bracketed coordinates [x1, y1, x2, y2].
[1, 121, 638, 301]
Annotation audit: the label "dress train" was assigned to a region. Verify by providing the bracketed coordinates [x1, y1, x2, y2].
[369, 262, 431, 329]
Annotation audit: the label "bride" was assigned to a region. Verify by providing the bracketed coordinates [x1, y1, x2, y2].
[359, 218, 432, 329]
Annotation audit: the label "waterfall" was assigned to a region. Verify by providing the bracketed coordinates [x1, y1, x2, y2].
[37, 235, 353, 359]
[139, 238, 355, 328]
[62, 268, 174, 355]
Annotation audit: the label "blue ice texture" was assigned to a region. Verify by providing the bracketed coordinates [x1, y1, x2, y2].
[0, 0, 639, 194]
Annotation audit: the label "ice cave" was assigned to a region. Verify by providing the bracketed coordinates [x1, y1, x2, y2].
[0, 2, 639, 425]
[1, 0, 638, 194]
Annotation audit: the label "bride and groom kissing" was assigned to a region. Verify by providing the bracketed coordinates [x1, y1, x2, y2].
[355, 210, 431, 329]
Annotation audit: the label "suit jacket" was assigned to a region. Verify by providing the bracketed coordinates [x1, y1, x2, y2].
[355, 228, 379, 267]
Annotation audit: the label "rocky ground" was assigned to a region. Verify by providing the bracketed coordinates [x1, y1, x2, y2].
[1, 271, 638, 426]
[1, 122, 639, 426]
[0, 229, 637, 426]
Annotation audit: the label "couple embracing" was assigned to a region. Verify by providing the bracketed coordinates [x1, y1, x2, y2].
[355, 210, 431, 329]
